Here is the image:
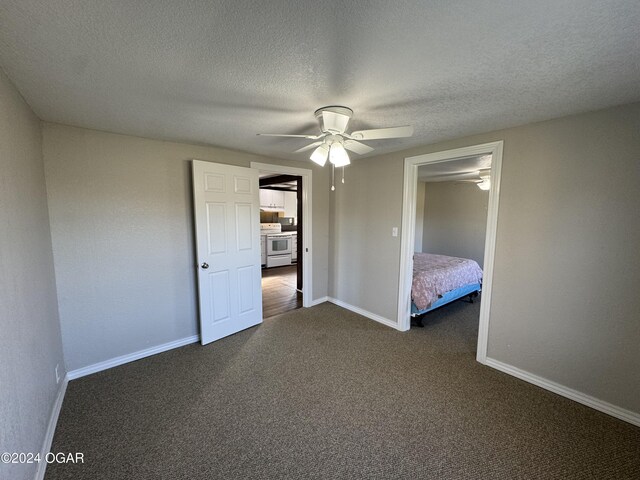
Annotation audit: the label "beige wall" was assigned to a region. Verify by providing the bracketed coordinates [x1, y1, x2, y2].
[43, 124, 330, 371]
[0, 70, 65, 480]
[329, 155, 403, 313]
[330, 102, 640, 415]
[422, 181, 489, 267]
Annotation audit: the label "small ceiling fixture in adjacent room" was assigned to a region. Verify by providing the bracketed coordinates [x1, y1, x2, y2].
[477, 174, 491, 190]
[258, 106, 413, 190]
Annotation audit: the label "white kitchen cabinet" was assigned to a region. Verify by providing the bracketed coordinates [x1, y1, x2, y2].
[259, 189, 269, 208]
[259, 189, 285, 210]
[260, 235, 266, 265]
[284, 191, 297, 218]
[271, 190, 284, 209]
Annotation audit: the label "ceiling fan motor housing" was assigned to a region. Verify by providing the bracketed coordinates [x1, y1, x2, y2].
[315, 106, 353, 134]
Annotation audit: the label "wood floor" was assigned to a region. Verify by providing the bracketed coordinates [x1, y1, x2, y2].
[261, 264, 302, 318]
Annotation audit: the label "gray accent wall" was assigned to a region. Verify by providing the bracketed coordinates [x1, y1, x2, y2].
[422, 181, 489, 267]
[330, 102, 640, 415]
[0, 70, 65, 480]
[42, 124, 330, 371]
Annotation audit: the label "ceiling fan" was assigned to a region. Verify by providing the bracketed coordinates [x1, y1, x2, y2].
[257, 106, 413, 167]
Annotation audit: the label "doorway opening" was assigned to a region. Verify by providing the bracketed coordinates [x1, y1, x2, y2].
[398, 141, 503, 363]
[411, 155, 492, 348]
[251, 162, 313, 318]
[260, 174, 302, 317]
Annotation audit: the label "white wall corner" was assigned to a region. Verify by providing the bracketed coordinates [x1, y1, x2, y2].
[485, 357, 640, 427]
[327, 297, 404, 331]
[35, 375, 69, 480]
[309, 296, 329, 307]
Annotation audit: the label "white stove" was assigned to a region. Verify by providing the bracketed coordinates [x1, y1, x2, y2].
[260, 223, 292, 267]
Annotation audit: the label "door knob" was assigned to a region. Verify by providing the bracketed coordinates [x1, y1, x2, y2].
[201, 262, 209, 269]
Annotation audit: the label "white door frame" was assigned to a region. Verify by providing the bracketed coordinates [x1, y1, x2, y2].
[251, 162, 313, 308]
[397, 141, 503, 364]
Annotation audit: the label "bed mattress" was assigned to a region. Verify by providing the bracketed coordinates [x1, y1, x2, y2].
[412, 253, 483, 311]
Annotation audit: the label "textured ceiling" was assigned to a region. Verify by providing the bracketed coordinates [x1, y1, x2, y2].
[0, 0, 639, 161]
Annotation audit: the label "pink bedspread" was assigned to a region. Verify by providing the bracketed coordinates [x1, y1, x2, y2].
[412, 253, 483, 310]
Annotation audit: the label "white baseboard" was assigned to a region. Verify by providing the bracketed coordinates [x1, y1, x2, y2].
[485, 357, 640, 427]
[35, 375, 69, 480]
[327, 297, 402, 331]
[67, 335, 200, 380]
[309, 296, 329, 307]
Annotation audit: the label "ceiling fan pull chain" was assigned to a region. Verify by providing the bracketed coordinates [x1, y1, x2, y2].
[331, 164, 335, 191]
[341, 166, 345, 184]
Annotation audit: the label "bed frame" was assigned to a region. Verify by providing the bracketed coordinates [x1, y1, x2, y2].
[411, 282, 481, 327]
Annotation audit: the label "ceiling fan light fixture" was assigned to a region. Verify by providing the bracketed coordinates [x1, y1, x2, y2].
[310, 144, 329, 166]
[329, 142, 350, 167]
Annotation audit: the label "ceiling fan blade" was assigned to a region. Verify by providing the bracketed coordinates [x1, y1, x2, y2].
[257, 133, 320, 139]
[343, 139, 374, 155]
[294, 141, 323, 153]
[321, 110, 350, 133]
[350, 125, 413, 140]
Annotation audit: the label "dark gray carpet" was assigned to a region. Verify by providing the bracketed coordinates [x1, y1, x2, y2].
[47, 300, 640, 479]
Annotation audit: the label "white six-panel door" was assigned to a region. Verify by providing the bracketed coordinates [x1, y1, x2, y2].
[192, 160, 263, 345]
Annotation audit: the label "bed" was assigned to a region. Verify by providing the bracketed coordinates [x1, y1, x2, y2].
[411, 253, 483, 327]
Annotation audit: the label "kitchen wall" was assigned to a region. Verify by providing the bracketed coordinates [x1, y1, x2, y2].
[330, 102, 640, 415]
[422, 181, 489, 267]
[0, 69, 65, 480]
[43, 124, 330, 371]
